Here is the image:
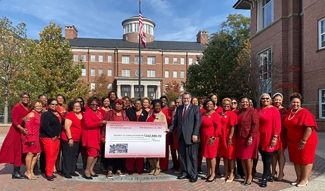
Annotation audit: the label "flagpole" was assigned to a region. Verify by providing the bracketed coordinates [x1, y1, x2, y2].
[138, 0, 141, 98]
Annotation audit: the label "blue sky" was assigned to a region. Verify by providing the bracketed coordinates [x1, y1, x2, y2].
[0, 0, 249, 41]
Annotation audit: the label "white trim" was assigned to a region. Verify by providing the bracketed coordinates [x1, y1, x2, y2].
[319, 89, 325, 119]
[319, 18, 325, 50]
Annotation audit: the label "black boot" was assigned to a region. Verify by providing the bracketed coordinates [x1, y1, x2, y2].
[260, 178, 267, 187]
[12, 166, 24, 179]
[33, 161, 40, 175]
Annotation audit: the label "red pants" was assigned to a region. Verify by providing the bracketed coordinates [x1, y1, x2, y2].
[41, 138, 60, 177]
[126, 158, 144, 173]
[159, 134, 170, 170]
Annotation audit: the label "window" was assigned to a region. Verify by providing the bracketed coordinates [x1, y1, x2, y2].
[90, 69, 95, 76]
[108, 83, 112, 89]
[135, 56, 143, 64]
[180, 71, 185, 78]
[147, 70, 156, 77]
[107, 69, 112, 76]
[98, 69, 103, 76]
[108, 55, 112, 62]
[90, 83, 95, 90]
[122, 56, 130, 64]
[189, 58, 193, 65]
[82, 54, 86, 62]
[73, 54, 79, 62]
[173, 71, 178, 78]
[258, 48, 272, 94]
[258, 0, 274, 30]
[165, 84, 169, 90]
[147, 56, 156, 65]
[122, 69, 130, 77]
[180, 58, 185, 65]
[173, 58, 178, 64]
[165, 70, 169, 78]
[319, 18, 325, 49]
[319, 89, 325, 118]
[91, 55, 96, 62]
[165, 57, 169, 64]
[81, 69, 86, 76]
[98, 55, 103, 62]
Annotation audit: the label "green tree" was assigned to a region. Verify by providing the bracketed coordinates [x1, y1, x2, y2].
[15, 22, 88, 101]
[184, 14, 251, 99]
[0, 17, 27, 123]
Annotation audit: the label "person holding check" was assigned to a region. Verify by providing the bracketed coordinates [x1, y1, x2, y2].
[167, 92, 202, 183]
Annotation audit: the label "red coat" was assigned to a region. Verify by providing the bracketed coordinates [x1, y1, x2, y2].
[82, 108, 104, 150]
[161, 107, 172, 126]
[237, 107, 259, 138]
[0, 103, 30, 166]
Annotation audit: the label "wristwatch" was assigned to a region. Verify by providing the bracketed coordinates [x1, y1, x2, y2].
[210, 136, 216, 140]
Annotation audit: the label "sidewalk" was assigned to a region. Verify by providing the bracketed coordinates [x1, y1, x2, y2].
[0, 126, 324, 191]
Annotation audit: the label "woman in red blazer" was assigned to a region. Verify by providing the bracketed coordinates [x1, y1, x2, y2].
[235, 95, 259, 186]
[82, 97, 107, 179]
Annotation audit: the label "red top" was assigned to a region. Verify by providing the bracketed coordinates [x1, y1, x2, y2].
[258, 106, 281, 152]
[136, 114, 140, 121]
[57, 105, 67, 118]
[161, 107, 172, 126]
[61, 112, 83, 142]
[200, 107, 206, 114]
[98, 108, 109, 118]
[147, 113, 156, 122]
[23, 110, 41, 143]
[220, 110, 237, 142]
[82, 108, 103, 150]
[232, 109, 240, 114]
[215, 106, 223, 114]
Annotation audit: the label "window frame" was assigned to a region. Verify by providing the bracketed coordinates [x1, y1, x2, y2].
[98, 69, 103, 76]
[90, 69, 95, 76]
[147, 56, 156, 65]
[122, 56, 130, 64]
[90, 55, 96, 62]
[73, 54, 79, 62]
[319, 18, 325, 50]
[165, 57, 169, 64]
[81, 69, 86, 76]
[108, 55, 112, 62]
[107, 69, 112, 77]
[122, 69, 130, 77]
[147, 70, 156, 77]
[98, 55, 103, 62]
[165, 70, 169, 78]
[173, 71, 178, 78]
[319, 89, 325, 119]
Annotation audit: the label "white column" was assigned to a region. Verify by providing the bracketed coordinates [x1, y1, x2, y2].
[144, 85, 148, 98]
[117, 84, 121, 98]
[157, 85, 161, 99]
[131, 85, 135, 98]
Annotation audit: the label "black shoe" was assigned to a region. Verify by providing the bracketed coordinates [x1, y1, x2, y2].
[198, 168, 203, 174]
[201, 175, 210, 180]
[206, 176, 216, 182]
[171, 166, 179, 170]
[70, 172, 79, 177]
[244, 182, 252, 186]
[260, 178, 267, 187]
[12, 172, 24, 179]
[128, 171, 133, 175]
[234, 174, 241, 179]
[64, 174, 72, 179]
[177, 174, 187, 179]
[267, 176, 274, 182]
[83, 174, 93, 180]
[46, 175, 55, 181]
[138, 171, 143, 175]
[241, 181, 246, 185]
[91, 174, 99, 177]
[189, 176, 198, 183]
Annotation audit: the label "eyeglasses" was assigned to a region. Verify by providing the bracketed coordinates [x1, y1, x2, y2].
[261, 98, 270, 100]
[231, 102, 237, 104]
[223, 104, 230, 107]
[50, 104, 58, 106]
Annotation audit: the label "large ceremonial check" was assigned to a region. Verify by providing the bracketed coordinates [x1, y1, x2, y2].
[104, 121, 166, 158]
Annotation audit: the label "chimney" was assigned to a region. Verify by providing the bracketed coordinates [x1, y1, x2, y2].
[65, 25, 78, 40]
[196, 30, 208, 44]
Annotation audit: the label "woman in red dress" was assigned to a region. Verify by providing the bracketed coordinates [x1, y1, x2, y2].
[235, 95, 259, 186]
[99, 96, 110, 116]
[103, 99, 128, 177]
[257, 93, 281, 187]
[200, 99, 221, 182]
[82, 97, 107, 179]
[230, 98, 239, 114]
[283, 92, 318, 187]
[61, 100, 83, 178]
[22, 99, 43, 180]
[271, 92, 287, 181]
[218, 98, 237, 183]
[0, 92, 30, 179]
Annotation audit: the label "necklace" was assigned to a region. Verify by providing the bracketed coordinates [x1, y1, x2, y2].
[221, 110, 227, 116]
[205, 110, 214, 116]
[288, 107, 301, 120]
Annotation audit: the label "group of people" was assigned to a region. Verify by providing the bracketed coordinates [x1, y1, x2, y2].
[0, 90, 318, 188]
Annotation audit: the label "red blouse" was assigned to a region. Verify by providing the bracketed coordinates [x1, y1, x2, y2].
[61, 112, 83, 142]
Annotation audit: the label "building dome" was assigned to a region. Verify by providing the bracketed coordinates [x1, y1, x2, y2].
[121, 16, 156, 43]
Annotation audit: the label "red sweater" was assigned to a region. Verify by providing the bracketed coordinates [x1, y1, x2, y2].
[82, 109, 104, 150]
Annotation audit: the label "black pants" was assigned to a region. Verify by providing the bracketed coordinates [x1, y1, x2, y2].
[259, 148, 273, 179]
[39, 151, 46, 172]
[236, 158, 244, 177]
[179, 135, 199, 179]
[61, 140, 80, 175]
[101, 144, 125, 172]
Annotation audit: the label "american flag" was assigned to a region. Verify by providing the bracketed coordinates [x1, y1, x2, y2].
[139, 11, 146, 48]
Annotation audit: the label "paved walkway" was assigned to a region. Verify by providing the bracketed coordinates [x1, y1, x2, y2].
[0, 126, 324, 191]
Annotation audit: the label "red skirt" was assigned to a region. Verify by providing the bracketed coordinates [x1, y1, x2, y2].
[235, 135, 259, 160]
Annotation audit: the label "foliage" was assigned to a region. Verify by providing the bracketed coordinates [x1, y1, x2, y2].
[184, 14, 251, 99]
[14, 22, 88, 101]
[164, 80, 182, 103]
[91, 74, 111, 99]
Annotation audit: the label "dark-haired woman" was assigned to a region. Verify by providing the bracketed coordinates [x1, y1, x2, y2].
[40, 98, 64, 181]
[235, 95, 259, 186]
[82, 97, 107, 179]
[283, 92, 318, 187]
[61, 100, 83, 178]
[0, 92, 30, 179]
[108, 91, 118, 110]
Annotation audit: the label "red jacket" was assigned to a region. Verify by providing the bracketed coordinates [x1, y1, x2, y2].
[82, 108, 104, 150]
[162, 107, 173, 126]
[237, 107, 259, 138]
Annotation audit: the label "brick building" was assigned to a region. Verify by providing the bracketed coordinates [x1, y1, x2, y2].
[234, 0, 325, 130]
[65, 16, 206, 99]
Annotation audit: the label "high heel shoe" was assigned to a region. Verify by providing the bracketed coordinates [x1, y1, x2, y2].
[241, 181, 246, 185]
[275, 173, 284, 181]
[244, 182, 252, 186]
[206, 176, 216, 182]
[24, 173, 36, 180]
[296, 180, 308, 187]
[201, 175, 210, 180]
[83, 174, 93, 180]
[226, 176, 234, 183]
[260, 178, 267, 187]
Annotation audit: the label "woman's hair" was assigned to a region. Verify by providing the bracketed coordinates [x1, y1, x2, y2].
[38, 94, 47, 99]
[230, 97, 238, 103]
[135, 98, 143, 104]
[76, 97, 85, 106]
[20, 92, 30, 98]
[259, 93, 272, 106]
[272, 92, 283, 100]
[108, 90, 118, 100]
[114, 99, 125, 106]
[289, 92, 302, 102]
[67, 100, 82, 112]
[239, 95, 251, 102]
[222, 97, 231, 105]
[203, 99, 215, 108]
[208, 93, 219, 105]
[30, 99, 43, 109]
[56, 94, 66, 103]
[151, 99, 162, 106]
[160, 96, 168, 102]
[101, 96, 110, 104]
[87, 96, 100, 107]
[122, 96, 131, 101]
[47, 98, 57, 106]
[191, 97, 198, 104]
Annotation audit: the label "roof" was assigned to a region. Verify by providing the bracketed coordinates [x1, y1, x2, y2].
[67, 38, 206, 51]
[233, 0, 251, 9]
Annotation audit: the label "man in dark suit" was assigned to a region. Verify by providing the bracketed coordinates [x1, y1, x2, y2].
[168, 92, 202, 182]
